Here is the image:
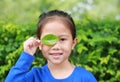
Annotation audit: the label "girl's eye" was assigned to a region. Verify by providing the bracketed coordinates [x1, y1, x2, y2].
[60, 38, 66, 41]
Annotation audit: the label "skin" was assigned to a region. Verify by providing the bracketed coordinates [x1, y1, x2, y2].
[23, 18, 77, 79]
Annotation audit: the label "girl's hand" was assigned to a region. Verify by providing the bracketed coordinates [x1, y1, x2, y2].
[23, 37, 40, 56]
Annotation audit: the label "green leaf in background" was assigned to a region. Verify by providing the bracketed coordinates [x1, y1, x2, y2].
[41, 34, 59, 46]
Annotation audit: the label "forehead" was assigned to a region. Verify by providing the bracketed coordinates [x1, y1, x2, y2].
[41, 16, 71, 27]
[41, 20, 72, 37]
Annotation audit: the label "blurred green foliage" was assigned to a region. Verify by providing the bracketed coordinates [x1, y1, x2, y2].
[0, 0, 120, 82]
[71, 19, 120, 82]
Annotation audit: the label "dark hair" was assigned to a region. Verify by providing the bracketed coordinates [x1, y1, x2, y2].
[37, 10, 76, 39]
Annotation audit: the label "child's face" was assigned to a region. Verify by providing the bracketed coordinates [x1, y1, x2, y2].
[40, 19, 77, 65]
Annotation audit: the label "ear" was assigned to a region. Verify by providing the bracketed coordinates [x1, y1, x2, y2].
[72, 37, 78, 50]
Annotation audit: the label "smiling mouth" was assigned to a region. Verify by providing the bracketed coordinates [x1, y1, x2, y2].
[49, 53, 62, 59]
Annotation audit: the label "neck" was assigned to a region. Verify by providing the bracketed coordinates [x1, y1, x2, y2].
[47, 60, 75, 79]
[48, 60, 74, 70]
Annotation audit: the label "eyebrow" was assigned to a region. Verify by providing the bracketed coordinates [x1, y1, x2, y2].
[59, 34, 70, 37]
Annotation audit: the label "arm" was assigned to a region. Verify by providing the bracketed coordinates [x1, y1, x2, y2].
[5, 37, 40, 82]
[5, 52, 34, 82]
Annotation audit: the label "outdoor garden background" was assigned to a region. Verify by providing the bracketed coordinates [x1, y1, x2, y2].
[0, 0, 120, 82]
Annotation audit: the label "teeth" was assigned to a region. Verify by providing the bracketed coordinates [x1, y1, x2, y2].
[50, 53, 62, 55]
[52, 53, 62, 55]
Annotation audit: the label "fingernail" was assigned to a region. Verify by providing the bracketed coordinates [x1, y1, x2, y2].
[36, 40, 40, 42]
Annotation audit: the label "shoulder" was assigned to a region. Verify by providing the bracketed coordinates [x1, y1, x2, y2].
[74, 66, 97, 82]
[24, 65, 48, 81]
[31, 64, 51, 80]
[30, 64, 48, 74]
[75, 66, 92, 74]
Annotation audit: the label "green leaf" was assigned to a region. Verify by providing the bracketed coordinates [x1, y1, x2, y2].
[41, 34, 59, 46]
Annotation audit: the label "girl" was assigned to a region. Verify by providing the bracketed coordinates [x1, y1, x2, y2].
[5, 10, 97, 82]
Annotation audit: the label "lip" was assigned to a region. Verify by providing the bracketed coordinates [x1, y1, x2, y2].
[49, 53, 62, 59]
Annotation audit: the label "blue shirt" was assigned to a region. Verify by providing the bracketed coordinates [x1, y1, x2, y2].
[5, 52, 97, 82]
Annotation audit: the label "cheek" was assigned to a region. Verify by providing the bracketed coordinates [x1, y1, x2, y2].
[67, 41, 74, 48]
[41, 45, 50, 55]
[63, 42, 73, 52]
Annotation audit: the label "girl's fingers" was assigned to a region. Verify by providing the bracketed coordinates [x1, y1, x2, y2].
[34, 39, 41, 47]
[36, 39, 40, 43]
[24, 37, 41, 55]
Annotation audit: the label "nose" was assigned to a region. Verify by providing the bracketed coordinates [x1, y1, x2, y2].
[51, 42, 61, 50]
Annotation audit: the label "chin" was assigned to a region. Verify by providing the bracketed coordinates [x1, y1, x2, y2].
[50, 60, 63, 65]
